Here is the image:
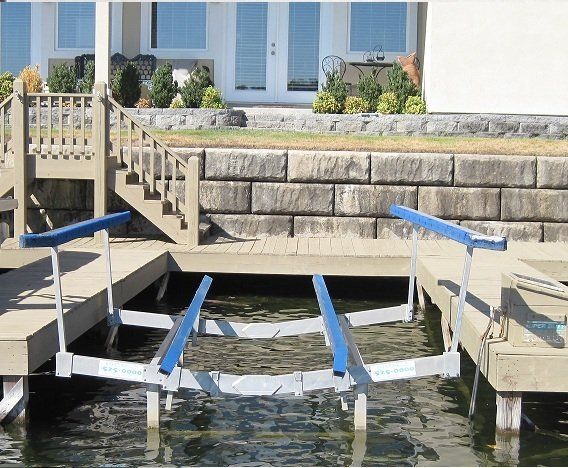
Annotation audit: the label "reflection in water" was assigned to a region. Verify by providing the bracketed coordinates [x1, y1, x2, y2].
[0, 274, 567, 466]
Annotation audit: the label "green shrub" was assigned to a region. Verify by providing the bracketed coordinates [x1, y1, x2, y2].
[321, 71, 347, 109]
[344, 96, 370, 114]
[357, 73, 381, 110]
[169, 95, 184, 108]
[376, 92, 399, 114]
[47, 64, 77, 93]
[0, 72, 15, 103]
[312, 91, 341, 114]
[79, 60, 95, 94]
[385, 62, 419, 113]
[180, 66, 212, 108]
[200, 86, 226, 109]
[404, 95, 427, 114]
[111, 62, 141, 107]
[150, 63, 178, 108]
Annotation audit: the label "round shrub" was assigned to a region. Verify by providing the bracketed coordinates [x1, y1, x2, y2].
[19, 65, 43, 93]
[344, 96, 370, 114]
[47, 64, 77, 93]
[79, 60, 95, 94]
[150, 63, 178, 108]
[376, 92, 399, 114]
[169, 95, 184, 108]
[312, 91, 341, 114]
[200, 86, 226, 109]
[180, 66, 212, 108]
[0, 72, 15, 103]
[111, 62, 141, 108]
[357, 73, 381, 110]
[404, 95, 427, 114]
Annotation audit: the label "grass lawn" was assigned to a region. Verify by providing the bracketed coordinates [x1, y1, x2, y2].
[153, 128, 568, 156]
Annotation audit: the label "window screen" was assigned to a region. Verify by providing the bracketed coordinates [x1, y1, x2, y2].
[58, 2, 95, 49]
[350, 2, 407, 53]
[151, 2, 206, 49]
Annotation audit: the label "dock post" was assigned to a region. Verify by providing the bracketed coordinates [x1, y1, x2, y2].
[93, 81, 109, 243]
[0, 376, 29, 425]
[12, 79, 28, 238]
[146, 384, 160, 428]
[496, 391, 522, 434]
[353, 384, 368, 431]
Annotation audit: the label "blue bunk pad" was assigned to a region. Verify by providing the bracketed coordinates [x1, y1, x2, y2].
[159, 275, 213, 375]
[19, 211, 131, 248]
[389, 205, 507, 251]
[312, 274, 349, 376]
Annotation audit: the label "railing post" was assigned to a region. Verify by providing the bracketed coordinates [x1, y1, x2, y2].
[12, 79, 28, 237]
[185, 156, 199, 247]
[93, 82, 108, 242]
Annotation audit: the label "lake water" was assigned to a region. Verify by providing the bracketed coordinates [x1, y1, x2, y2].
[0, 274, 567, 466]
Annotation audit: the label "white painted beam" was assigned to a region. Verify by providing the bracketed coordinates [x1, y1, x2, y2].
[95, 1, 111, 86]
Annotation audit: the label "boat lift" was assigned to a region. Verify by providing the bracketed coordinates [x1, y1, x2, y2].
[19, 205, 507, 430]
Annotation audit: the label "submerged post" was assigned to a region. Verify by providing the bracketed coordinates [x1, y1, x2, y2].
[13, 79, 28, 237]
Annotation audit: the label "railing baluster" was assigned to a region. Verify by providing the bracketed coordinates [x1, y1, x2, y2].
[58, 96, 63, 153]
[138, 126, 143, 183]
[35, 96, 41, 154]
[0, 105, 4, 165]
[70, 96, 75, 156]
[172, 157, 177, 212]
[160, 147, 166, 202]
[116, 110, 122, 165]
[47, 96, 52, 155]
[81, 97, 86, 156]
[128, 119, 133, 173]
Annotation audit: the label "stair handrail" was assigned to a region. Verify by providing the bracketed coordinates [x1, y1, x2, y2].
[107, 96, 199, 246]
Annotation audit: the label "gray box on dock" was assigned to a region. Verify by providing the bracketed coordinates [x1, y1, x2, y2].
[501, 273, 568, 348]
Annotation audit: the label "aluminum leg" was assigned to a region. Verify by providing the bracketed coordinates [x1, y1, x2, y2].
[146, 384, 160, 429]
[353, 384, 368, 431]
[405, 225, 418, 322]
[450, 246, 474, 353]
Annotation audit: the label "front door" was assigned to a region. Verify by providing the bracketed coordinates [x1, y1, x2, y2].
[225, 2, 321, 104]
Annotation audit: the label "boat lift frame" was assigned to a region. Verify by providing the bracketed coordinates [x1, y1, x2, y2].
[18, 205, 507, 430]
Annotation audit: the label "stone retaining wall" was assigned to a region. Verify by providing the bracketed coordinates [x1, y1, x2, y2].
[128, 108, 568, 139]
[190, 149, 568, 242]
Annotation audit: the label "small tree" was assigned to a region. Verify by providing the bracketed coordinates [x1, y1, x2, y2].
[321, 71, 347, 110]
[79, 60, 95, 94]
[149, 63, 178, 108]
[385, 62, 419, 113]
[180, 66, 212, 108]
[357, 72, 381, 110]
[111, 62, 141, 108]
[47, 64, 77, 93]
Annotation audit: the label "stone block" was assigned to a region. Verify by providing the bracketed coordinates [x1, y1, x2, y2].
[365, 117, 396, 133]
[371, 152, 453, 186]
[208, 214, 292, 238]
[335, 185, 417, 217]
[501, 189, 568, 222]
[544, 223, 568, 242]
[293, 216, 376, 238]
[199, 181, 250, 214]
[536, 157, 568, 188]
[454, 154, 536, 188]
[488, 121, 520, 134]
[155, 114, 182, 129]
[252, 183, 333, 215]
[335, 119, 365, 133]
[457, 120, 489, 133]
[418, 187, 500, 220]
[205, 148, 287, 181]
[395, 117, 427, 133]
[288, 150, 370, 183]
[519, 122, 549, 135]
[426, 120, 458, 134]
[376, 218, 459, 240]
[548, 122, 568, 136]
[460, 221, 543, 242]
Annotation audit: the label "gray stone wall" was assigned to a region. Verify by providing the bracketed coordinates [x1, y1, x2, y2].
[192, 149, 568, 242]
[126, 108, 568, 139]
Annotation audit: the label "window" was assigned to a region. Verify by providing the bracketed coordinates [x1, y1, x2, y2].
[1, 2, 31, 74]
[350, 2, 408, 53]
[234, 3, 267, 90]
[151, 2, 206, 49]
[58, 2, 95, 49]
[287, 3, 320, 92]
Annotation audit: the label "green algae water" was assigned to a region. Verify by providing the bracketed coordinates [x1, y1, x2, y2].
[1, 274, 567, 466]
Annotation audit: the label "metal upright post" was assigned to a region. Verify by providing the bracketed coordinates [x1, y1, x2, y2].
[450, 246, 474, 353]
[50, 246, 67, 353]
[103, 228, 119, 350]
[93, 82, 108, 243]
[405, 224, 418, 322]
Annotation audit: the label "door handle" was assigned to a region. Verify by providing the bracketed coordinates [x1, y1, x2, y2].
[271, 51, 275, 55]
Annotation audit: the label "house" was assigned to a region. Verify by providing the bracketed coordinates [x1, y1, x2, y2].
[0, 1, 566, 116]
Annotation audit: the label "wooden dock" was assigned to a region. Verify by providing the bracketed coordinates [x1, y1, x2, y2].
[0, 235, 567, 432]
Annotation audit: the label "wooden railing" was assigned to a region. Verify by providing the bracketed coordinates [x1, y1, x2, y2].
[0, 95, 13, 166]
[27, 93, 94, 159]
[107, 95, 199, 246]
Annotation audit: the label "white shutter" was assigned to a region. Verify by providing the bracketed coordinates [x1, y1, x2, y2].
[350, 2, 408, 53]
[1, 2, 31, 75]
